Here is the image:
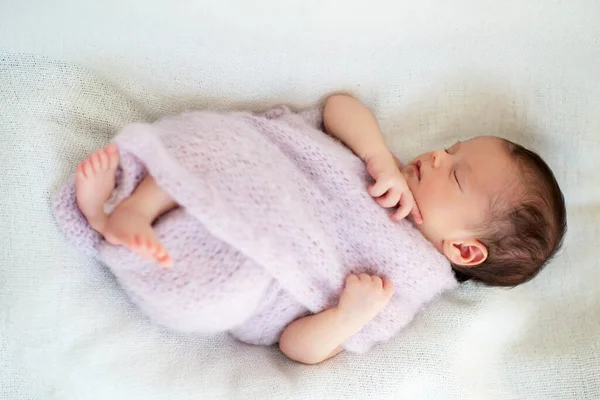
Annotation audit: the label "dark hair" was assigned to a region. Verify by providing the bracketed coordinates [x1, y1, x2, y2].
[452, 141, 567, 287]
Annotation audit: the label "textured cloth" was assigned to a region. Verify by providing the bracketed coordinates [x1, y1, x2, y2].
[2, 1, 600, 398]
[52, 106, 457, 353]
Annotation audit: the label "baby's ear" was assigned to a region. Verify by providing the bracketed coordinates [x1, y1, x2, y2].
[443, 239, 488, 267]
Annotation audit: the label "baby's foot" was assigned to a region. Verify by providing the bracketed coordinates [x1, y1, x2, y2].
[104, 207, 173, 268]
[75, 144, 119, 234]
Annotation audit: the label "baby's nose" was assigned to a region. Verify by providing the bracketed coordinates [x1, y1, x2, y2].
[431, 150, 446, 168]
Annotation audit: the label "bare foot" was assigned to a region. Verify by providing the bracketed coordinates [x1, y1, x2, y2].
[75, 144, 119, 234]
[104, 206, 173, 268]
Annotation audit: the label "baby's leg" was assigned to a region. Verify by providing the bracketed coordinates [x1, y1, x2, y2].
[75, 144, 120, 234]
[104, 175, 177, 267]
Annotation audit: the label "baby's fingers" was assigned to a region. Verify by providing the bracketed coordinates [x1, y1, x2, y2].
[391, 193, 413, 221]
[410, 203, 423, 225]
[376, 189, 401, 208]
[368, 179, 392, 198]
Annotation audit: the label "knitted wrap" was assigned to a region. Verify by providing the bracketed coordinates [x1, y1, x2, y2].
[53, 106, 457, 353]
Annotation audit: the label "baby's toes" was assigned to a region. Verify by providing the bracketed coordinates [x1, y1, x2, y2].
[105, 145, 119, 170]
[96, 149, 109, 170]
[90, 152, 103, 171]
[82, 159, 94, 178]
[76, 163, 86, 179]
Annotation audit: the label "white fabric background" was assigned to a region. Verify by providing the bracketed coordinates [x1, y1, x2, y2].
[1, 1, 599, 399]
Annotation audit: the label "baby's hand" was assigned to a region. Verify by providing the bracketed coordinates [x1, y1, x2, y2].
[366, 151, 422, 224]
[336, 274, 394, 325]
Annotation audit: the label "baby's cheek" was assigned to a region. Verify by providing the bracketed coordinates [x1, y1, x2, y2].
[414, 184, 437, 211]
[415, 192, 446, 232]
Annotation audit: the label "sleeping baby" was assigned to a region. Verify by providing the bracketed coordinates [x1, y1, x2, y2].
[53, 95, 566, 364]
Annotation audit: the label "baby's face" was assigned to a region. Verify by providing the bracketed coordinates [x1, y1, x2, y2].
[402, 136, 516, 253]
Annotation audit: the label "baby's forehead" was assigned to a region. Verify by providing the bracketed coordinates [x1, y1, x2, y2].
[462, 136, 512, 163]
[463, 137, 519, 196]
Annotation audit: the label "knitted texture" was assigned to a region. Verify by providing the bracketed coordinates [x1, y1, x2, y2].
[53, 105, 458, 353]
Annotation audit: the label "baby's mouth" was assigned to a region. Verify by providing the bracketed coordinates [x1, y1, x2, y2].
[414, 160, 421, 181]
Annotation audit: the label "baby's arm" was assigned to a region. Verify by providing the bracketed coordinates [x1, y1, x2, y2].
[323, 94, 422, 223]
[279, 274, 394, 365]
[323, 94, 390, 162]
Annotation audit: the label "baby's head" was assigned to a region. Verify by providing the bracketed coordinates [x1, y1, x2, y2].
[402, 136, 567, 287]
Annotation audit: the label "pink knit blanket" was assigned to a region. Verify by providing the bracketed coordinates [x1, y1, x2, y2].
[53, 106, 457, 353]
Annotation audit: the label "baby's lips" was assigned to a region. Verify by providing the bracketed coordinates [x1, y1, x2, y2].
[404, 161, 421, 181]
[401, 163, 415, 180]
[415, 160, 422, 180]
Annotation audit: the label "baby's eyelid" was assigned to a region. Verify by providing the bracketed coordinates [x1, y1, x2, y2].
[454, 170, 462, 190]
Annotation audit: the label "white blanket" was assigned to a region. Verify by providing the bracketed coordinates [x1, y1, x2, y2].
[1, 1, 599, 399]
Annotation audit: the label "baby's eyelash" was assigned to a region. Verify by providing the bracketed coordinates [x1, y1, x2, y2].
[444, 148, 450, 154]
[454, 170, 462, 190]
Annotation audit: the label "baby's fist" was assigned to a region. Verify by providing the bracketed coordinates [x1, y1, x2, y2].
[365, 152, 422, 224]
[337, 274, 394, 324]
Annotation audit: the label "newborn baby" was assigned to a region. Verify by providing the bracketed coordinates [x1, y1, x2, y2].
[54, 95, 566, 364]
